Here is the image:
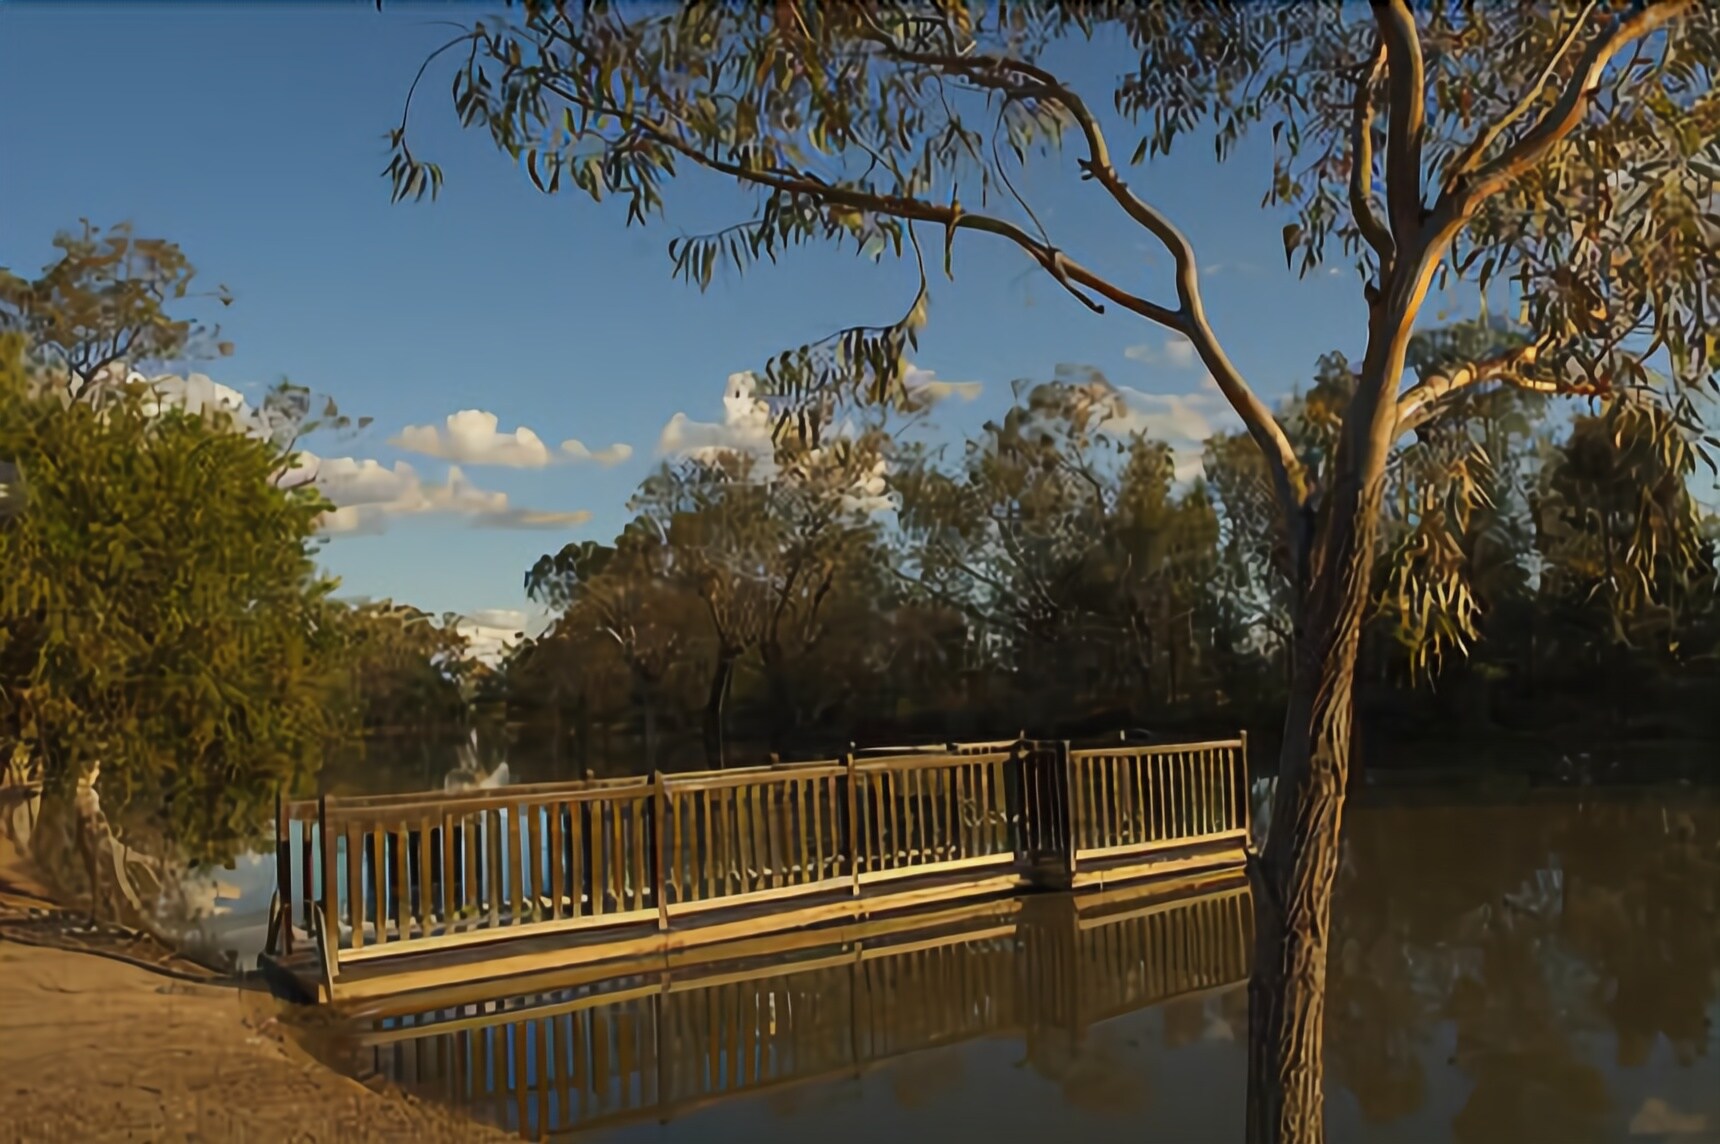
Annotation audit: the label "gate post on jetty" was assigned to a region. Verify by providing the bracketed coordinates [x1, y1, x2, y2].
[1017, 739, 1076, 890]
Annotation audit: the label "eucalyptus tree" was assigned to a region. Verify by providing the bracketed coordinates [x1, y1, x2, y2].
[0, 220, 234, 400]
[895, 373, 1219, 719]
[526, 532, 705, 768]
[630, 427, 891, 765]
[394, 4, 1720, 1137]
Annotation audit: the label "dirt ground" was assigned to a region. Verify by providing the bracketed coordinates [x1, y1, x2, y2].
[0, 937, 510, 1143]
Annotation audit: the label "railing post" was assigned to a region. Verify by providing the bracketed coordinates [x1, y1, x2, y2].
[1238, 730, 1252, 844]
[653, 771, 670, 931]
[317, 792, 338, 977]
[1019, 740, 1075, 891]
[274, 789, 293, 956]
[1058, 740, 1077, 878]
[844, 752, 860, 897]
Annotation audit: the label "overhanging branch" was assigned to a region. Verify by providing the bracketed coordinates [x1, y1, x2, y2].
[1448, 0, 1697, 212]
[1372, 0, 1428, 246]
[1348, 36, 1395, 273]
[852, 34, 1309, 522]
[1393, 337, 1611, 435]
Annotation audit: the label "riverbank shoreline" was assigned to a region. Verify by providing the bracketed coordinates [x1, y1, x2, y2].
[0, 937, 509, 1142]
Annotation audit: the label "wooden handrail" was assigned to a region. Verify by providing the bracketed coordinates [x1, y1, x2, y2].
[269, 731, 1251, 980]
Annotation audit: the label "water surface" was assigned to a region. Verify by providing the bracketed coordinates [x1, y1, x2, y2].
[302, 789, 1719, 1142]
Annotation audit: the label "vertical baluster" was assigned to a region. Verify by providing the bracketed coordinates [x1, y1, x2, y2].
[345, 823, 364, 950]
[440, 810, 456, 930]
[665, 786, 681, 908]
[549, 800, 565, 920]
[417, 816, 433, 931]
[486, 808, 503, 929]
[610, 795, 626, 913]
[634, 795, 649, 913]
[814, 775, 829, 882]
[392, 823, 411, 940]
[568, 801, 585, 919]
[590, 800, 606, 917]
[796, 779, 811, 886]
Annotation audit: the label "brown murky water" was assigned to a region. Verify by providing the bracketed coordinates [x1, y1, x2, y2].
[314, 790, 1720, 1143]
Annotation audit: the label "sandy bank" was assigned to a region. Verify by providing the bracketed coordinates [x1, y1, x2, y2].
[0, 939, 508, 1142]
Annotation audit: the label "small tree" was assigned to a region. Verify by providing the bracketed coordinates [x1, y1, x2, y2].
[394, 5, 1719, 1138]
[1, 226, 352, 878]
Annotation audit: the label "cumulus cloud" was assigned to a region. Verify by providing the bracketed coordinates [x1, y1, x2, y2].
[1095, 375, 1234, 483]
[656, 371, 776, 462]
[292, 453, 592, 536]
[1123, 335, 1198, 369]
[657, 365, 981, 467]
[656, 371, 895, 513]
[903, 365, 983, 404]
[559, 438, 634, 466]
[393, 409, 632, 468]
[114, 368, 299, 443]
[456, 608, 529, 666]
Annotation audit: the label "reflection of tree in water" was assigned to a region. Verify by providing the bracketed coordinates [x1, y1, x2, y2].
[1019, 1021, 1151, 1118]
[1323, 795, 1719, 1138]
[887, 1046, 968, 1111]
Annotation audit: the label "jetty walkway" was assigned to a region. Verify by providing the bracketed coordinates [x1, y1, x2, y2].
[263, 734, 1252, 1003]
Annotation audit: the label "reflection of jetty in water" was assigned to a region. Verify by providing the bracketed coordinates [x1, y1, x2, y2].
[320, 876, 1252, 1139]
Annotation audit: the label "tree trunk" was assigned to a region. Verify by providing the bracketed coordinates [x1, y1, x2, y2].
[702, 652, 736, 770]
[1247, 420, 1392, 1144]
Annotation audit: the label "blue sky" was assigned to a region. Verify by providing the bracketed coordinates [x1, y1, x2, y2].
[3, 3, 1417, 643]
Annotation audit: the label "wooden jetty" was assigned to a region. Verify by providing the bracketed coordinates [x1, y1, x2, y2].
[264, 733, 1251, 1003]
[319, 874, 1254, 1138]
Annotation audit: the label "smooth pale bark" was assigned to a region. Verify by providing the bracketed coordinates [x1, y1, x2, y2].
[1245, 486, 1383, 1143]
[1247, 300, 1412, 1143]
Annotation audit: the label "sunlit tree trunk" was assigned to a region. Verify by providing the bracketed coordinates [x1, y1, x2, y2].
[1247, 338, 1401, 1144]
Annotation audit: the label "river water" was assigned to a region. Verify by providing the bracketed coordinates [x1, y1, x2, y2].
[287, 787, 1718, 1143]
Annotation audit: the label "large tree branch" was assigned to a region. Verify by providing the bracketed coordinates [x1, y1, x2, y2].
[856, 38, 1310, 524]
[1393, 336, 1610, 436]
[1372, 0, 1428, 246]
[1450, 0, 1696, 211]
[614, 104, 1185, 329]
[1349, 35, 1395, 274]
[1443, 0, 1600, 189]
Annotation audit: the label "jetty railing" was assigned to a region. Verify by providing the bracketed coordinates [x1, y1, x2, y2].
[273, 733, 1249, 980]
[1067, 738, 1251, 863]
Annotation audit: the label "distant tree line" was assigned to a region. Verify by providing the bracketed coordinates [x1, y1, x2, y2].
[0, 223, 470, 877]
[498, 328, 1720, 778]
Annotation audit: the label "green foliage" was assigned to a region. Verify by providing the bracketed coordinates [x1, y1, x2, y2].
[0, 224, 369, 867]
[329, 600, 473, 739]
[499, 345, 1720, 769]
[398, 2, 1719, 722]
[0, 219, 234, 395]
[0, 366, 348, 864]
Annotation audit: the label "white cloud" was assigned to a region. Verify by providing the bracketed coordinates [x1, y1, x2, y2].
[293, 453, 592, 536]
[124, 369, 298, 443]
[903, 365, 983, 404]
[1122, 335, 1197, 369]
[1086, 377, 1235, 483]
[559, 438, 634, 466]
[658, 365, 981, 468]
[393, 409, 631, 468]
[656, 371, 776, 462]
[456, 608, 528, 666]
[656, 371, 895, 513]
